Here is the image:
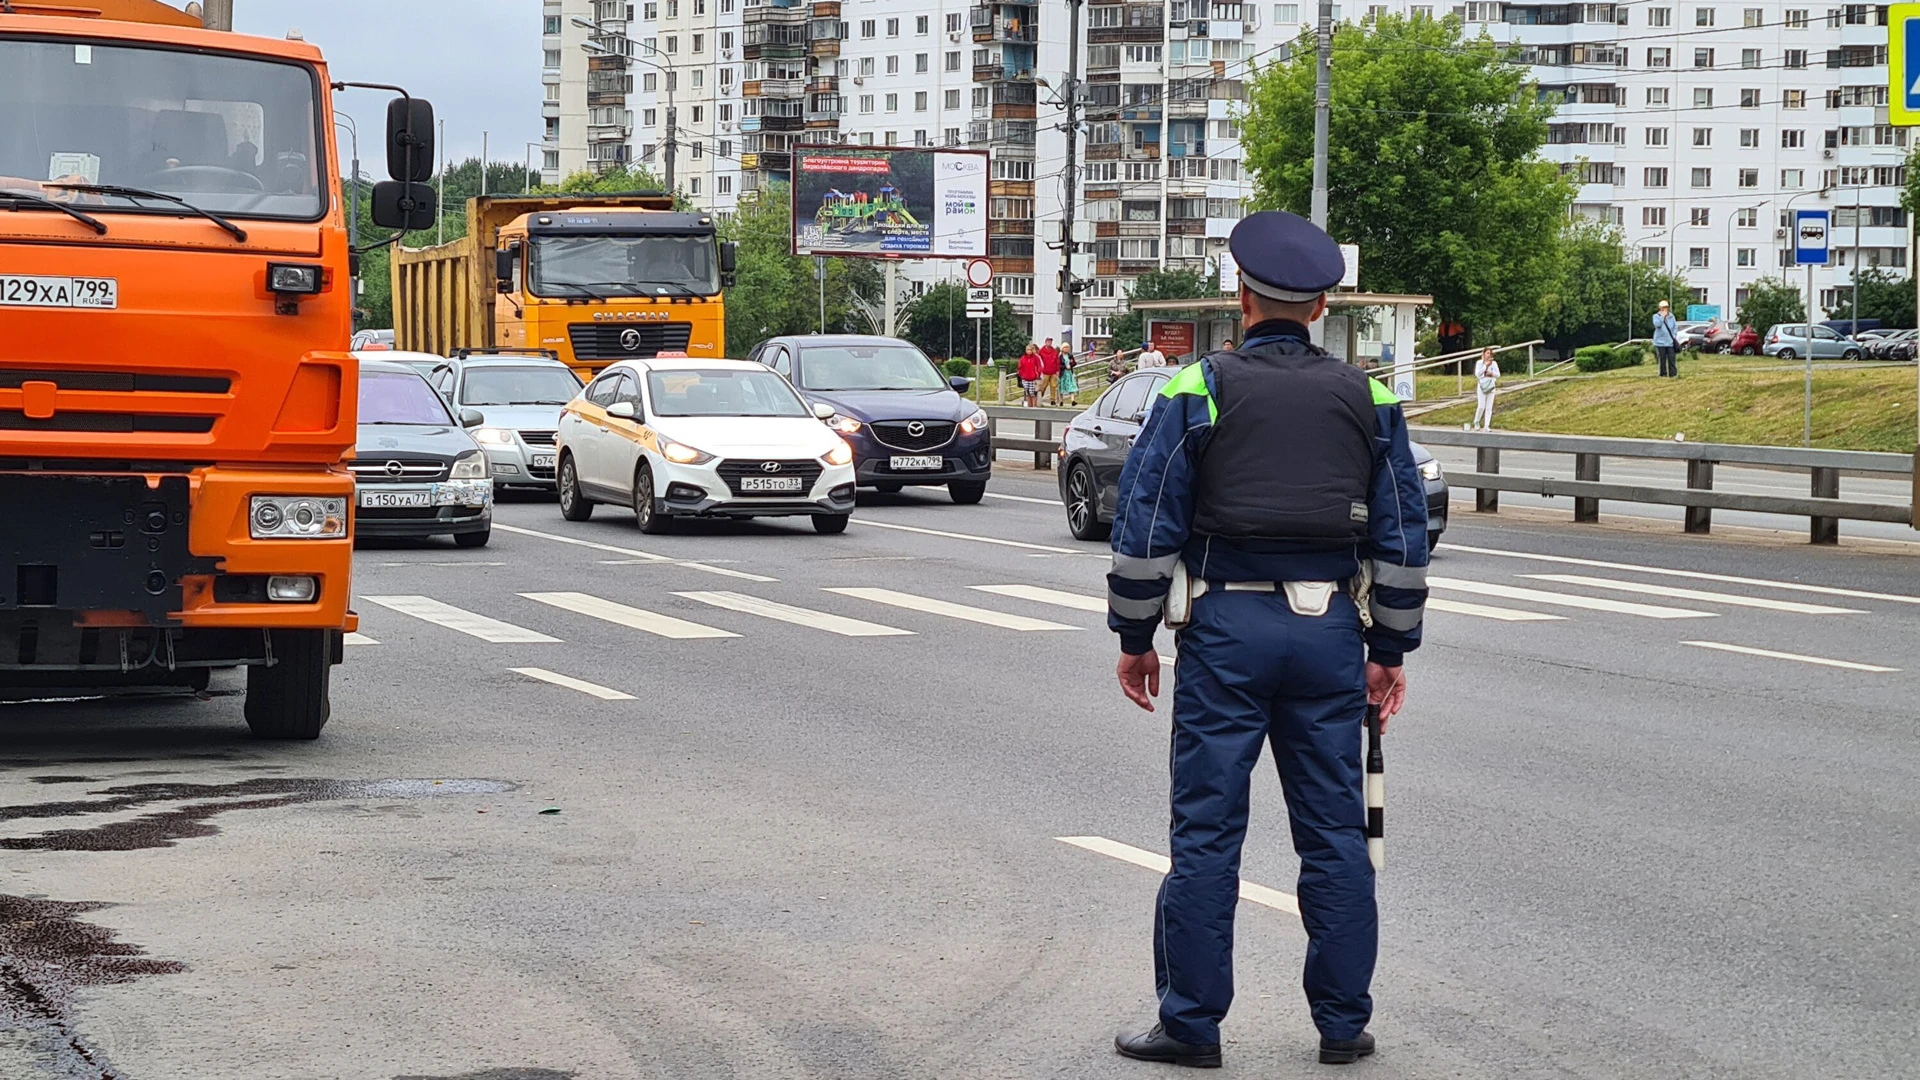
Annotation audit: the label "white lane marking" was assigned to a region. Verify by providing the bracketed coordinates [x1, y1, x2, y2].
[497, 523, 781, 581]
[1427, 597, 1566, 622]
[850, 518, 1081, 554]
[1523, 574, 1865, 615]
[675, 561, 779, 583]
[343, 632, 380, 646]
[983, 491, 1061, 505]
[1429, 577, 1714, 620]
[969, 583, 1106, 613]
[1444, 543, 1920, 607]
[1055, 836, 1300, 917]
[509, 667, 635, 700]
[674, 591, 914, 637]
[361, 596, 560, 643]
[1681, 640, 1900, 672]
[520, 591, 738, 639]
[825, 587, 1081, 631]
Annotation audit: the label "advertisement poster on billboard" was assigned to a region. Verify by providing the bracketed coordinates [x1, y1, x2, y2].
[1148, 319, 1197, 360]
[791, 146, 988, 258]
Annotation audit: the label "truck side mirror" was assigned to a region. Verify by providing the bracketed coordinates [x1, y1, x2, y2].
[719, 241, 737, 288]
[370, 181, 437, 230]
[385, 97, 435, 182]
[495, 243, 519, 292]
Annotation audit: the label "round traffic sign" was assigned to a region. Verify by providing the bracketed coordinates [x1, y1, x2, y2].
[965, 258, 993, 288]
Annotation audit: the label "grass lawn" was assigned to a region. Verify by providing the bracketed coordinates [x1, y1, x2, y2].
[1418, 354, 1920, 452]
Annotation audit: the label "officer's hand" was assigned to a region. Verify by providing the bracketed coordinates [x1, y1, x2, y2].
[1118, 650, 1161, 711]
[1366, 662, 1406, 730]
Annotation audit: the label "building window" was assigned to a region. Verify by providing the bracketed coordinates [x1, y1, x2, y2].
[1781, 168, 1804, 188]
[860, 57, 874, 75]
[1690, 208, 1710, 226]
[1648, 87, 1669, 107]
[1691, 167, 1711, 187]
[1736, 248, 1755, 266]
[1739, 128, 1758, 147]
[884, 130, 897, 145]
[1648, 47, 1671, 67]
[884, 93, 898, 111]
[1784, 49, 1806, 68]
[1646, 127, 1669, 146]
[946, 12, 963, 31]
[1741, 48, 1760, 69]
[1649, 6, 1671, 24]
[1781, 129, 1804, 149]
[886, 55, 900, 74]
[1276, 1, 1300, 18]
[1693, 127, 1712, 147]
[860, 19, 875, 37]
[944, 127, 960, 145]
[691, 68, 703, 88]
[643, 72, 658, 91]
[916, 15, 928, 33]
[885, 16, 898, 35]
[859, 94, 874, 113]
[1693, 88, 1713, 108]
[717, 175, 733, 196]
[690, 177, 701, 195]
[915, 91, 928, 111]
[1783, 90, 1806, 109]
[718, 140, 732, 157]
[543, 14, 561, 34]
[1695, 6, 1714, 25]
[916, 53, 930, 73]
[1690, 247, 1710, 268]
[1694, 48, 1713, 67]
[1743, 6, 1762, 24]
[720, 104, 732, 122]
[643, 108, 658, 126]
[945, 89, 961, 109]
[1644, 206, 1667, 226]
[1645, 167, 1669, 187]
[1784, 8, 1808, 27]
[543, 49, 561, 69]
[1739, 168, 1759, 186]
[946, 50, 961, 71]
[1641, 247, 1666, 266]
[693, 32, 706, 52]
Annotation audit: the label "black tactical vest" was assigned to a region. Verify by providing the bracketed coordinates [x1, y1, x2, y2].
[1189, 337, 1379, 548]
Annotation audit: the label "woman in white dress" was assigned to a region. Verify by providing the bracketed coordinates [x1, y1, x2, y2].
[1471, 347, 1499, 431]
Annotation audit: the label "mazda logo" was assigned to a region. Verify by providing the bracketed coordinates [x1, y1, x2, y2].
[906, 421, 926, 437]
[620, 328, 643, 351]
[760, 461, 782, 473]
[384, 460, 404, 477]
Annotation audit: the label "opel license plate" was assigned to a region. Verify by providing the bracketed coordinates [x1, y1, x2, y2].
[360, 488, 434, 509]
[890, 455, 943, 470]
[0, 275, 117, 309]
[740, 476, 803, 493]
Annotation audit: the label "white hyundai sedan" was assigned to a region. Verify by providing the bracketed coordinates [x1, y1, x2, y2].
[554, 358, 858, 534]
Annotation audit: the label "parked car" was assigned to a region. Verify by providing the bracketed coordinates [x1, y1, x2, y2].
[555, 358, 857, 534]
[351, 360, 493, 547]
[1673, 321, 1715, 349]
[1762, 324, 1863, 361]
[1868, 328, 1918, 361]
[1723, 324, 1761, 355]
[351, 328, 395, 350]
[425, 353, 583, 490]
[746, 334, 992, 504]
[1052, 370, 1449, 551]
[1696, 323, 1740, 353]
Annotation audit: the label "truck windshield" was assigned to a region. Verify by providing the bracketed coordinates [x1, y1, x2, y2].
[461, 366, 582, 406]
[799, 345, 947, 391]
[0, 38, 323, 220]
[531, 235, 719, 297]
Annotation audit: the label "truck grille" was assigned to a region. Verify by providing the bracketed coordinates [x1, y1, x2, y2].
[715, 458, 823, 496]
[870, 420, 956, 452]
[568, 323, 694, 360]
[349, 458, 449, 484]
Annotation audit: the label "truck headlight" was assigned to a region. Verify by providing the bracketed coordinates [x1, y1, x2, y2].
[661, 439, 715, 465]
[473, 426, 515, 446]
[250, 496, 346, 539]
[450, 451, 489, 479]
[1417, 459, 1443, 482]
[824, 439, 854, 467]
[958, 407, 989, 436]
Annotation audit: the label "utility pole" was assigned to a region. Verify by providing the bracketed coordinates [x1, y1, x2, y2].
[1057, 0, 1084, 345]
[481, 130, 489, 196]
[1310, 0, 1331, 229]
[199, 0, 232, 31]
[665, 103, 678, 192]
[437, 118, 447, 245]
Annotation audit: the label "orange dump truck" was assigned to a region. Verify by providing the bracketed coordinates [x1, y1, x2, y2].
[0, 1, 435, 737]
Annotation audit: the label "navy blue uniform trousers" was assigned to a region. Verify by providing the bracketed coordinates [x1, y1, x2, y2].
[1155, 587, 1376, 1044]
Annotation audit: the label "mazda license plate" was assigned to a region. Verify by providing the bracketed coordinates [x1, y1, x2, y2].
[890, 455, 943, 470]
[740, 476, 803, 493]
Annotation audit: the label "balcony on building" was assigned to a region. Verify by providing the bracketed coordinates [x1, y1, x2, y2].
[805, 92, 844, 126]
[807, 74, 840, 94]
[763, 99, 806, 132]
[989, 80, 1037, 120]
[812, 0, 840, 15]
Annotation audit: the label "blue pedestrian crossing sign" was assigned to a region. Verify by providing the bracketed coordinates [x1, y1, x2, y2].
[1794, 210, 1830, 266]
[1892, 4, 1920, 124]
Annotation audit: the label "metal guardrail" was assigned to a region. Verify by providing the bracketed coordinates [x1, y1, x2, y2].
[1412, 427, 1917, 544]
[983, 405, 1080, 468]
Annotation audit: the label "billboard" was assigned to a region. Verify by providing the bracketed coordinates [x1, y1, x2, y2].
[791, 145, 988, 259]
[1148, 319, 1197, 359]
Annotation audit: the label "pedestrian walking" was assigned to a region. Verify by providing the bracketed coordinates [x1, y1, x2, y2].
[1137, 341, 1168, 369]
[1652, 300, 1680, 378]
[1108, 210, 1428, 1070]
[1472, 347, 1500, 431]
[1058, 349, 1080, 403]
[1039, 337, 1063, 405]
[1016, 343, 1043, 407]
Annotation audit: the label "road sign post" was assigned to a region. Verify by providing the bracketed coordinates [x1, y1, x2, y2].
[1794, 209, 1831, 448]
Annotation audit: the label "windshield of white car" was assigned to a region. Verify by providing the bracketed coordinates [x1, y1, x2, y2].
[461, 366, 581, 406]
[529, 235, 718, 297]
[0, 38, 324, 220]
[799, 345, 946, 391]
[647, 369, 810, 417]
[360, 371, 454, 425]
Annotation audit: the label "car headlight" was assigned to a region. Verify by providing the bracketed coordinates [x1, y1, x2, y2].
[1417, 459, 1443, 482]
[249, 496, 347, 539]
[661, 439, 715, 465]
[958, 407, 989, 436]
[473, 426, 515, 446]
[828, 414, 863, 435]
[824, 439, 854, 467]
[450, 451, 489, 479]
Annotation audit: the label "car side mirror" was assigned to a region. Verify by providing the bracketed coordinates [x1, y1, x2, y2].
[811, 402, 836, 420]
[459, 408, 484, 428]
[719, 241, 738, 288]
[949, 375, 973, 392]
[385, 96, 435, 182]
[370, 180, 436, 230]
[607, 401, 637, 420]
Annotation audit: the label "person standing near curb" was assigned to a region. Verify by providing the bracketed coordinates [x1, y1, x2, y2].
[1039, 337, 1063, 405]
[1652, 300, 1680, 378]
[1137, 341, 1168, 369]
[1017, 343, 1043, 407]
[1472, 347, 1499, 431]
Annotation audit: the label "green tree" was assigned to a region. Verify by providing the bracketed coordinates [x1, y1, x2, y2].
[1536, 219, 1696, 354]
[1736, 276, 1807, 333]
[1109, 267, 1217, 352]
[1825, 267, 1916, 330]
[720, 184, 881, 349]
[901, 281, 1025, 360]
[1241, 13, 1573, 338]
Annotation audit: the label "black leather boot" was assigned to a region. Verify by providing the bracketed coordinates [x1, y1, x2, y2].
[1319, 1031, 1376, 1065]
[1114, 1022, 1223, 1068]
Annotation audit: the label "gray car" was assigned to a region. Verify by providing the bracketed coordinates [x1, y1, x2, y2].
[1762, 323, 1864, 361]
[426, 354, 583, 489]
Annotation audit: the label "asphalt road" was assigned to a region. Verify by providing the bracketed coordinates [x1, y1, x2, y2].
[3, 472, 1918, 1080]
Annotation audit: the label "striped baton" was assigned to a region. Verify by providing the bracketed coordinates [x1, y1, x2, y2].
[1365, 703, 1385, 871]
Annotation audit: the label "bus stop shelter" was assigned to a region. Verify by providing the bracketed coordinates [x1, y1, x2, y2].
[1126, 291, 1434, 399]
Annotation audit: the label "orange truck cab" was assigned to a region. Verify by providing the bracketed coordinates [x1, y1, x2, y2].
[0, 1, 435, 737]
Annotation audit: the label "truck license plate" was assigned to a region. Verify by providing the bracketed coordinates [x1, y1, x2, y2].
[0, 275, 117, 309]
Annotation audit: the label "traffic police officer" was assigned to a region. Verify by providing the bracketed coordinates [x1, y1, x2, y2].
[1108, 210, 1428, 1068]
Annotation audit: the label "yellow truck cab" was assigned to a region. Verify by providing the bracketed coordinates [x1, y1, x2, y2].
[393, 194, 734, 381]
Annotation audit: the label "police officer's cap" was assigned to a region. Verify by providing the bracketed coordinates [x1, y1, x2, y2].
[1228, 210, 1344, 303]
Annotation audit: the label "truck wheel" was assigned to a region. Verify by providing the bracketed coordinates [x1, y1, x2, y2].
[454, 528, 491, 548]
[244, 629, 332, 740]
[558, 454, 593, 521]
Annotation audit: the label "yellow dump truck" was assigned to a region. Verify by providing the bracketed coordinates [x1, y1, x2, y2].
[391, 193, 734, 378]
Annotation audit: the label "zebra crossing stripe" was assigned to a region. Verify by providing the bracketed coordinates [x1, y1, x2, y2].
[968, 584, 1106, 613]
[1522, 574, 1863, 615]
[674, 591, 914, 637]
[825, 587, 1081, 631]
[520, 592, 739, 639]
[1428, 578, 1715, 620]
[361, 596, 560, 643]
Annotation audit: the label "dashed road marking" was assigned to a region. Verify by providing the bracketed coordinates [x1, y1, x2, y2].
[496, 523, 777, 581]
[509, 667, 635, 700]
[361, 596, 560, 643]
[969, 583, 1106, 613]
[826, 587, 1081, 631]
[1055, 836, 1299, 917]
[851, 518, 1081, 554]
[1681, 640, 1899, 672]
[521, 591, 739, 640]
[343, 632, 380, 646]
[1429, 577, 1714, 619]
[983, 491, 1061, 505]
[1524, 574, 1864, 615]
[675, 561, 778, 583]
[1445, 543, 1920, 606]
[675, 590, 914, 637]
[1427, 597, 1566, 622]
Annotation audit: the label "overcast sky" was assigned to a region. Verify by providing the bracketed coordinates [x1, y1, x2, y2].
[232, 0, 541, 172]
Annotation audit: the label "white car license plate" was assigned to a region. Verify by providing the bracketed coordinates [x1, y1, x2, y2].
[890, 455, 944, 470]
[359, 488, 434, 509]
[530, 453, 555, 469]
[0, 275, 117, 309]
[740, 476, 803, 493]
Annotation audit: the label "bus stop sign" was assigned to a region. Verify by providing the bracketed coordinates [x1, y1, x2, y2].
[1892, 4, 1920, 124]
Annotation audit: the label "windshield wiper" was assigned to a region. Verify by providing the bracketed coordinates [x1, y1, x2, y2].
[627, 280, 702, 297]
[505, 399, 570, 405]
[541, 282, 611, 298]
[48, 183, 247, 242]
[0, 188, 107, 234]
